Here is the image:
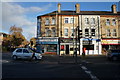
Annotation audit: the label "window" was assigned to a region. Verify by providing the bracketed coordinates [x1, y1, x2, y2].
[106, 19, 110, 26]
[112, 29, 117, 36]
[85, 18, 89, 24]
[45, 18, 49, 25]
[71, 28, 74, 36]
[23, 49, 29, 53]
[52, 18, 56, 25]
[64, 28, 68, 36]
[112, 19, 116, 26]
[85, 29, 89, 36]
[91, 29, 95, 36]
[45, 28, 50, 37]
[51, 28, 56, 37]
[106, 29, 111, 37]
[70, 18, 74, 23]
[64, 18, 69, 23]
[91, 18, 95, 24]
[16, 49, 22, 53]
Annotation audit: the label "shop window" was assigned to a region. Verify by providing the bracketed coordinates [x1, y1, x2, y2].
[83, 45, 94, 50]
[112, 19, 116, 26]
[85, 29, 89, 36]
[64, 18, 69, 23]
[106, 19, 110, 26]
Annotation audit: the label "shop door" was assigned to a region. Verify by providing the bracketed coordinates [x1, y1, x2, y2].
[66, 45, 69, 54]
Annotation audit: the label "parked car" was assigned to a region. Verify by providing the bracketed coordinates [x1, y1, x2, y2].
[12, 48, 42, 60]
[107, 50, 120, 61]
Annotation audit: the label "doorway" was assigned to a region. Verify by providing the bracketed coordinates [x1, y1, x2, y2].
[66, 45, 69, 54]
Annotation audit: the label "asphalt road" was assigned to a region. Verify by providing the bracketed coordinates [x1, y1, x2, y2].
[2, 53, 120, 80]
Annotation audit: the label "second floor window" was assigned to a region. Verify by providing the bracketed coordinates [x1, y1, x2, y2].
[64, 18, 69, 23]
[91, 18, 95, 24]
[106, 19, 110, 26]
[52, 18, 56, 25]
[112, 19, 116, 26]
[64, 28, 68, 36]
[45, 18, 49, 25]
[70, 18, 74, 23]
[85, 18, 89, 24]
[112, 29, 117, 36]
[106, 29, 111, 37]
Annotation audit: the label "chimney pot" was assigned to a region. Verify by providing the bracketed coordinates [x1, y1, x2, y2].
[111, 4, 117, 14]
[58, 3, 61, 13]
[75, 3, 80, 13]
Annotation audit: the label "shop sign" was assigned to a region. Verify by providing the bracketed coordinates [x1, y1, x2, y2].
[102, 40, 120, 45]
[38, 37, 58, 44]
[83, 40, 92, 45]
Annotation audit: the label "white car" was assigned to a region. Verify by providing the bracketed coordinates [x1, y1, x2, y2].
[12, 48, 42, 60]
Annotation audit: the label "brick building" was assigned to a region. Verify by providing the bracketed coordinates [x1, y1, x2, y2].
[36, 3, 120, 55]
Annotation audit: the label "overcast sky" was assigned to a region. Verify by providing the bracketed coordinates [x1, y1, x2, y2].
[1, 2, 120, 40]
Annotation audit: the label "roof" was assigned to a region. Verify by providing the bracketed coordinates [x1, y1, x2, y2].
[37, 10, 120, 18]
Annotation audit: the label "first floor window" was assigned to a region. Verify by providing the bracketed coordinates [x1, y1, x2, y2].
[85, 29, 89, 36]
[51, 28, 56, 37]
[106, 29, 111, 37]
[64, 28, 68, 36]
[71, 28, 74, 36]
[91, 29, 95, 36]
[112, 29, 117, 36]
[45, 28, 51, 37]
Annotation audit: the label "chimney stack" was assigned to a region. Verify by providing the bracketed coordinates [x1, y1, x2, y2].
[75, 3, 80, 13]
[111, 4, 117, 14]
[58, 3, 61, 13]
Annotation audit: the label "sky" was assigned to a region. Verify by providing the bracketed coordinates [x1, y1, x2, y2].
[1, 1, 120, 41]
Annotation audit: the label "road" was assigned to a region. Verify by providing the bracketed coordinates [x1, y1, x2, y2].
[2, 53, 120, 80]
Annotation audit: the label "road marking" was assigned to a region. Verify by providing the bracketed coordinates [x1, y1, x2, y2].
[0, 60, 9, 63]
[80, 65, 99, 80]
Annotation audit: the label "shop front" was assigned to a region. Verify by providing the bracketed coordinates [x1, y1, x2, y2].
[81, 38, 101, 55]
[36, 37, 59, 55]
[102, 39, 120, 55]
[60, 38, 101, 55]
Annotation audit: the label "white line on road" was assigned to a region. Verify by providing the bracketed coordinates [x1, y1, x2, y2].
[80, 65, 99, 80]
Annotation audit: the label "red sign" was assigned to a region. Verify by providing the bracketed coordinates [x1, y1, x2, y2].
[61, 45, 64, 50]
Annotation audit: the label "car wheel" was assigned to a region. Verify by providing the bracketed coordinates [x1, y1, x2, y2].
[112, 56, 118, 61]
[32, 56, 37, 60]
[12, 55, 17, 60]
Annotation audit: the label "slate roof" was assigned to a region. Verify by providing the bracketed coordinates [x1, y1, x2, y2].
[37, 10, 120, 18]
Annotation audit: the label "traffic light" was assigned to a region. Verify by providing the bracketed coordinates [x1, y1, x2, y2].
[78, 29, 82, 39]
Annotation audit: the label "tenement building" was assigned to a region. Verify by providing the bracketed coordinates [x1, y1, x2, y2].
[36, 3, 120, 55]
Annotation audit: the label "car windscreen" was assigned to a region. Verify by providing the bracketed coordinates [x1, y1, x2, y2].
[28, 49, 34, 53]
